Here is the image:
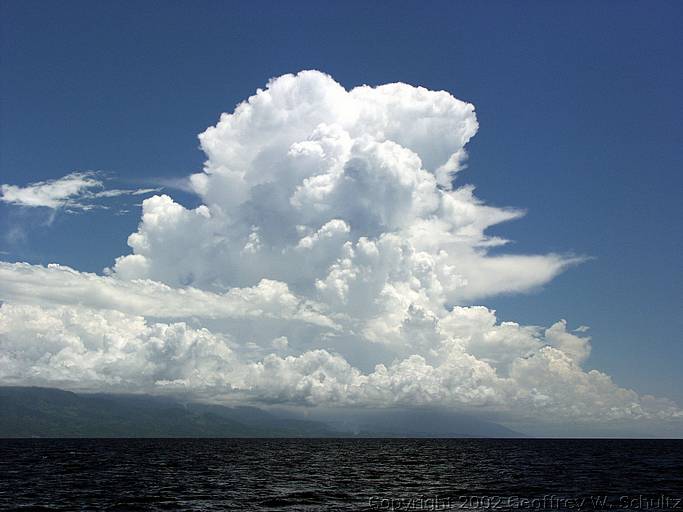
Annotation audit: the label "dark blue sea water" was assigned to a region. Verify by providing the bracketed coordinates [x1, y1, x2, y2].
[0, 439, 682, 511]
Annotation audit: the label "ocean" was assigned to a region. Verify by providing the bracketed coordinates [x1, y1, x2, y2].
[1, 438, 681, 511]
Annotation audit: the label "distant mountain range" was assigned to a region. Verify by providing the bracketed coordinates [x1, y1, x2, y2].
[0, 387, 523, 438]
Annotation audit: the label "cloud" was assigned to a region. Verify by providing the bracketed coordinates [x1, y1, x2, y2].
[0, 261, 335, 328]
[0, 303, 238, 391]
[0, 171, 160, 212]
[0, 172, 103, 209]
[0, 71, 679, 428]
[110, 71, 579, 304]
[1, 301, 679, 422]
[90, 187, 162, 199]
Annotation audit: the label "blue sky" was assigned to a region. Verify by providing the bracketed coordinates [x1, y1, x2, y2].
[1, 0, 681, 415]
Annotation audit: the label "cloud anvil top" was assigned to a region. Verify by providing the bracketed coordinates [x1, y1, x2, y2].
[0, 71, 680, 428]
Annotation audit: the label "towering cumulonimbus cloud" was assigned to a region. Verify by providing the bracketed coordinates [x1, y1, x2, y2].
[111, 70, 575, 301]
[0, 71, 680, 424]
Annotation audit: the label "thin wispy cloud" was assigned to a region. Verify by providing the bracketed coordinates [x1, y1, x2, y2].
[0, 171, 161, 213]
[0, 172, 102, 210]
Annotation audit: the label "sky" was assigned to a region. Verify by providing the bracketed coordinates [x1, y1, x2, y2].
[0, 1, 681, 436]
